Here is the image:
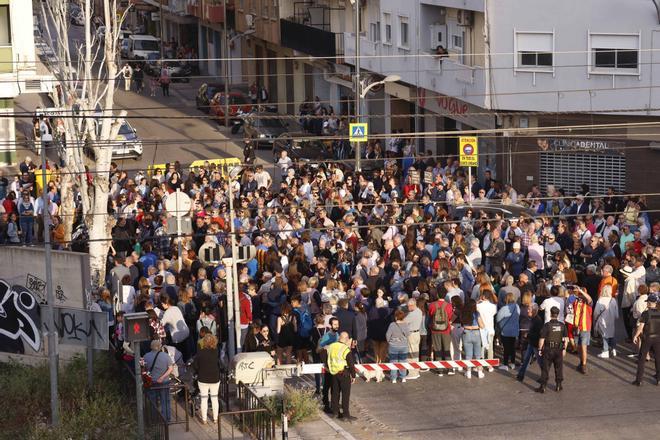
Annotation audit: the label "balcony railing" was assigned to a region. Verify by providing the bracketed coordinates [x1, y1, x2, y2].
[280, 19, 343, 58]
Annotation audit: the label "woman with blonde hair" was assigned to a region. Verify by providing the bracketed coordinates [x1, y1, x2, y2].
[192, 334, 221, 424]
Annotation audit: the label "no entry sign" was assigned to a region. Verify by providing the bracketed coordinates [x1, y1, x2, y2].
[460, 136, 479, 167]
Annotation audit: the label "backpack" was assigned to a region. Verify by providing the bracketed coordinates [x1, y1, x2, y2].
[432, 301, 449, 332]
[294, 307, 314, 338]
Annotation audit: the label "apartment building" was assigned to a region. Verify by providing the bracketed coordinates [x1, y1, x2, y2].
[0, 0, 53, 164]
[345, 0, 660, 199]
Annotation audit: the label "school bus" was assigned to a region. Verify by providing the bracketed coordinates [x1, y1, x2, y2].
[147, 157, 242, 179]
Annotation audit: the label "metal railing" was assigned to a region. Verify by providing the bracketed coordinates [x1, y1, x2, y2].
[215, 381, 277, 440]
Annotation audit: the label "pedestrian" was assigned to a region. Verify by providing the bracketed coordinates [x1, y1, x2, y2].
[327, 331, 357, 422]
[191, 334, 221, 424]
[143, 339, 174, 421]
[133, 65, 144, 93]
[516, 303, 544, 382]
[150, 76, 158, 96]
[319, 317, 340, 412]
[535, 306, 568, 393]
[571, 286, 594, 374]
[17, 192, 34, 245]
[403, 298, 423, 379]
[386, 309, 410, 383]
[460, 299, 485, 379]
[121, 63, 133, 92]
[632, 293, 660, 386]
[477, 290, 497, 371]
[428, 289, 453, 375]
[160, 67, 171, 96]
[276, 302, 296, 364]
[496, 292, 520, 370]
[593, 285, 619, 358]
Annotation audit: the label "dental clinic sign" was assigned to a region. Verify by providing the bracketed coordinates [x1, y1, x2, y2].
[537, 138, 625, 155]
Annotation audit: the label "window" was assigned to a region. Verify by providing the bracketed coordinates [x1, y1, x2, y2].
[0, 6, 10, 46]
[370, 22, 381, 42]
[399, 16, 409, 48]
[383, 13, 392, 44]
[590, 33, 640, 73]
[452, 34, 463, 50]
[515, 32, 554, 71]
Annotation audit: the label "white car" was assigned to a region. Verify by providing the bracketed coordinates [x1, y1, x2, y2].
[112, 121, 143, 159]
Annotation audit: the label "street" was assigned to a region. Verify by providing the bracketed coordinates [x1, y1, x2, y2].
[328, 342, 660, 440]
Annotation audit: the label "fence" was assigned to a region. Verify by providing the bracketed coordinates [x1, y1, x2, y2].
[215, 381, 277, 440]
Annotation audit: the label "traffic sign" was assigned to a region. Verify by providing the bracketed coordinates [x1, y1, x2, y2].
[165, 190, 191, 217]
[123, 312, 150, 343]
[349, 123, 368, 142]
[459, 136, 479, 167]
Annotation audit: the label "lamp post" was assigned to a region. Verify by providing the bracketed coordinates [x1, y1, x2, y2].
[223, 0, 229, 127]
[353, 0, 361, 170]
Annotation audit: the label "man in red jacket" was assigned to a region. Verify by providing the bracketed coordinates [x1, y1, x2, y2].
[239, 287, 253, 350]
[428, 288, 453, 376]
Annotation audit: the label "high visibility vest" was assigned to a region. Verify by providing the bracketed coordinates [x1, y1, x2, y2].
[326, 342, 350, 375]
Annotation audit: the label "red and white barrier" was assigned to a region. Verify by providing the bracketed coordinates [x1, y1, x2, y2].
[298, 359, 499, 375]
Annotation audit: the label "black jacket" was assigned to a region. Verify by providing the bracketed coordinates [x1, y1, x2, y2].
[335, 307, 357, 339]
[192, 347, 221, 383]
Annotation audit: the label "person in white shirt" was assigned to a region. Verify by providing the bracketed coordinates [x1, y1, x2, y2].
[540, 285, 566, 323]
[477, 291, 498, 371]
[467, 238, 482, 269]
[277, 150, 293, 178]
[160, 294, 190, 358]
[254, 165, 272, 190]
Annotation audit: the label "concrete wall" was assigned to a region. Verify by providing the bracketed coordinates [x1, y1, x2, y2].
[488, 0, 660, 114]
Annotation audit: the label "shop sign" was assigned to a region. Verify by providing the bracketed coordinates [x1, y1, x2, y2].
[537, 138, 625, 155]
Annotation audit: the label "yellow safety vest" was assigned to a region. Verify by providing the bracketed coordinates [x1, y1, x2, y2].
[326, 342, 350, 375]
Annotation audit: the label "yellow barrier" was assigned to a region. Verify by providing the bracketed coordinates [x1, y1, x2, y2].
[147, 157, 241, 178]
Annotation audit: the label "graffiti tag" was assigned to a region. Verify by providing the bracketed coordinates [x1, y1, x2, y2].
[0, 279, 41, 353]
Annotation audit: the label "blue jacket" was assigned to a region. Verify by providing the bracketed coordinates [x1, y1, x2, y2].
[496, 303, 520, 338]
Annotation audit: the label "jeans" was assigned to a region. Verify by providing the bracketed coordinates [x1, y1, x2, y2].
[148, 385, 171, 422]
[388, 346, 408, 380]
[462, 329, 482, 361]
[19, 219, 33, 244]
[481, 329, 495, 360]
[517, 344, 542, 379]
[603, 337, 616, 352]
[450, 324, 464, 361]
[198, 381, 220, 422]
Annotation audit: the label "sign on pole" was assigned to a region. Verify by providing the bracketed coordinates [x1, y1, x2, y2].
[349, 123, 368, 142]
[459, 136, 479, 167]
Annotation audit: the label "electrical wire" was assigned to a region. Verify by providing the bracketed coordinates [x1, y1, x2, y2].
[8, 208, 660, 247]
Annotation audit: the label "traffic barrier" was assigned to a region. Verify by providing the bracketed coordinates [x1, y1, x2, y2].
[298, 359, 499, 375]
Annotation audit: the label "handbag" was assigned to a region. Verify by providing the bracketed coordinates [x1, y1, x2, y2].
[142, 351, 161, 389]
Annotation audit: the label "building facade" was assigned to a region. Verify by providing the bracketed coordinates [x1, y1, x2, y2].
[0, 0, 53, 164]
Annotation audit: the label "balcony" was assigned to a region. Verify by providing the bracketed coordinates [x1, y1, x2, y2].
[280, 19, 343, 58]
[204, 3, 225, 23]
[167, 0, 188, 15]
[343, 35, 487, 108]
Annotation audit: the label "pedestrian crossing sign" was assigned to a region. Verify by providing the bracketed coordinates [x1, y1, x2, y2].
[349, 123, 368, 142]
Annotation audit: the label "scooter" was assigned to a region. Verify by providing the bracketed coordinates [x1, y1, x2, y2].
[230, 109, 250, 134]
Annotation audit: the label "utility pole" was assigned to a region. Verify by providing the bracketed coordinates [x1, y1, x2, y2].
[133, 342, 145, 439]
[159, 0, 165, 60]
[39, 120, 59, 427]
[223, 0, 230, 127]
[354, 0, 361, 171]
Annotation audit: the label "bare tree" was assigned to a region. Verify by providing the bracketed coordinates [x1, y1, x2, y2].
[42, 0, 129, 286]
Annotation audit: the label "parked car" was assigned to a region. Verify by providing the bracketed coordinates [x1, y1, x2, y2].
[244, 113, 301, 148]
[196, 82, 249, 113]
[209, 91, 253, 125]
[453, 202, 538, 220]
[70, 10, 84, 26]
[127, 34, 160, 60]
[111, 120, 143, 159]
[144, 59, 195, 82]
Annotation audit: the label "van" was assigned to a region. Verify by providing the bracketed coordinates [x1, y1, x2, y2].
[127, 34, 160, 60]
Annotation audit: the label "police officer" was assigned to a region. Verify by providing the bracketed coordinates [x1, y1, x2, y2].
[632, 293, 660, 386]
[326, 331, 357, 422]
[535, 306, 568, 393]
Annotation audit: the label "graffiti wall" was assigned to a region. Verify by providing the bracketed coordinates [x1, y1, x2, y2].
[0, 247, 93, 359]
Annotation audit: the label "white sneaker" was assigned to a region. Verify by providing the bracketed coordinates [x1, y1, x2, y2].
[447, 369, 456, 376]
[391, 378, 397, 384]
[508, 363, 516, 370]
[437, 372, 444, 377]
[477, 370, 485, 379]
[402, 378, 407, 383]
[488, 367, 494, 373]
[611, 349, 617, 357]
[457, 367, 465, 372]
[465, 370, 472, 379]
[498, 365, 509, 371]
[597, 351, 610, 359]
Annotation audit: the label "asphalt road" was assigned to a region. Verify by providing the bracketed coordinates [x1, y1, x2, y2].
[334, 342, 660, 440]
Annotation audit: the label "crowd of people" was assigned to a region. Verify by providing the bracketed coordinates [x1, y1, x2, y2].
[2, 144, 659, 421]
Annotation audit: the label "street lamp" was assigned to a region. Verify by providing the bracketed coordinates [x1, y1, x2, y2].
[354, 74, 400, 170]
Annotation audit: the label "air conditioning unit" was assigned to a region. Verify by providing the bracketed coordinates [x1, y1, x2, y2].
[457, 10, 473, 26]
[246, 13, 255, 29]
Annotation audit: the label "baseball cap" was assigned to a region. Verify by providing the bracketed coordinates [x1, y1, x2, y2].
[647, 293, 659, 303]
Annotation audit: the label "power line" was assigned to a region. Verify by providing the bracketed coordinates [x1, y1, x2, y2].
[8, 208, 660, 247]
